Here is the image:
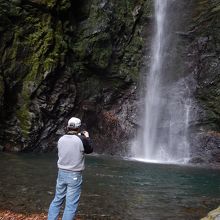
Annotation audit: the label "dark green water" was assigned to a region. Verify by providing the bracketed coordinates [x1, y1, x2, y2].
[0, 153, 220, 220]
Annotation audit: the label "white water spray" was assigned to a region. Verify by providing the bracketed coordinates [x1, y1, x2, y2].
[132, 0, 191, 163]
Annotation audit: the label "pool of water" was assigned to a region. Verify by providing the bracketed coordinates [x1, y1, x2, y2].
[0, 153, 219, 220]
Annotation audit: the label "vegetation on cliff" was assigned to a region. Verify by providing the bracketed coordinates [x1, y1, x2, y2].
[0, 0, 151, 153]
[0, 0, 219, 163]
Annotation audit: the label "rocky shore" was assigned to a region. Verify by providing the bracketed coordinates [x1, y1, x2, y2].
[201, 206, 220, 220]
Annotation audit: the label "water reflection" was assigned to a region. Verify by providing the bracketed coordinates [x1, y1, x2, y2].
[0, 153, 219, 220]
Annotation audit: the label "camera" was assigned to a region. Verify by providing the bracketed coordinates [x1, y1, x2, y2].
[80, 130, 86, 136]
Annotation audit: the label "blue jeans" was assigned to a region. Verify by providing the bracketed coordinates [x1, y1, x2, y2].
[48, 169, 82, 220]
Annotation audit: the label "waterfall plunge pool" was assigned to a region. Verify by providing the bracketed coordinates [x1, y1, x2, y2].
[0, 153, 219, 220]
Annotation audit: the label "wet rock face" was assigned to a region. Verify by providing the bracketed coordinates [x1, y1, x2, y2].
[0, 0, 219, 164]
[0, 0, 151, 153]
[189, 132, 220, 164]
[185, 0, 220, 165]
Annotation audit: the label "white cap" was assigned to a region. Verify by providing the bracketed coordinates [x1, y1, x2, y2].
[67, 117, 81, 128]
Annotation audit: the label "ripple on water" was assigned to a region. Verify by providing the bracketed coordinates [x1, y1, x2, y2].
[0, 153, 220, 220]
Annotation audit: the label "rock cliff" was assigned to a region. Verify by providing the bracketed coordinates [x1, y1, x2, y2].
[0, 0, 151, 153]
[187, 0, 220, 165]
[0, 0, 219, 164]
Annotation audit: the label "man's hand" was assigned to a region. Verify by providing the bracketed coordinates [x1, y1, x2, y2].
[82, 131, 89, 138]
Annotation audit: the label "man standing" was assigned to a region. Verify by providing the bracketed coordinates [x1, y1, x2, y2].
[48, 117, 93, 220]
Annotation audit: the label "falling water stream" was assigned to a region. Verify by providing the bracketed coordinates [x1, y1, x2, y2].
[132, 0, 192, 163]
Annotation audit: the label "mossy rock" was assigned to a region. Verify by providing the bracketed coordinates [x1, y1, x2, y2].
[0, 75, 4, 97]
[0, 0, 152, 151]
[0, 75, 4, 110]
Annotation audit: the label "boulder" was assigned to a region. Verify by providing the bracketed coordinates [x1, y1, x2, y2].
[201, 206, 220, 220]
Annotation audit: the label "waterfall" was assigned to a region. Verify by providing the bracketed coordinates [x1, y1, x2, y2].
[132, 0, 191, 163]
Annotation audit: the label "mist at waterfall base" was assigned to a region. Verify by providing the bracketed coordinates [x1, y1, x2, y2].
[132, 0, 194, 164]
[0, 153, 220, 220]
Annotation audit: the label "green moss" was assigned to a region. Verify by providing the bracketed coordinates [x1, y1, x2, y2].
[59, 0, 71, 11]
[11, 29, 21, 59]
[192, 0, 220, 35]
[91, 42, 112, 69]
[72, 32, 112, 69]
[0, 75, 4, 98]
[211, 5, 220, 13]
[3, 27, 23, 77]
[16, 105, 30, 137]
[115, 32, 144, 82]
[72, 39, 89, 59]
[39, 0, 56, 8]
[44, 21, 67, 70]
[25, 16, 53, 81]
[16, 83, 32, 137]
[47, 0, 56, 8]
[25, 16, 67, 81]
[41, 0, 71, 10]
[14, 13, 68, 138]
